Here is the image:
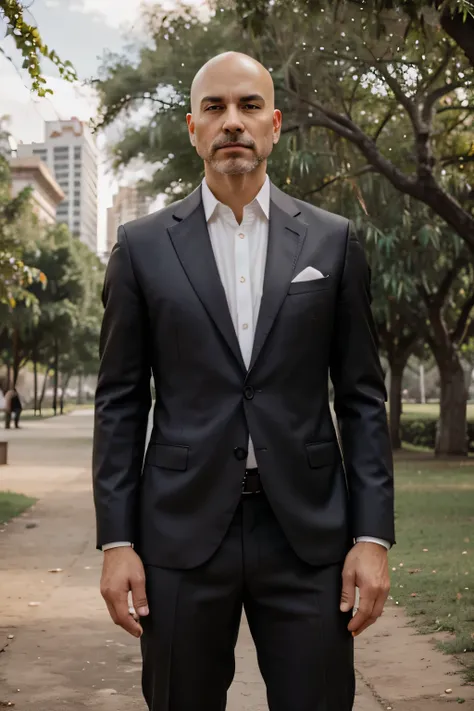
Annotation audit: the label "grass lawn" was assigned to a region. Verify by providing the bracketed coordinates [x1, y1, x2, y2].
[390, 453, 474, 681]
[0, 491, 36, 523]
[399, 403, 474, 421]
[20, 403, 94, 422]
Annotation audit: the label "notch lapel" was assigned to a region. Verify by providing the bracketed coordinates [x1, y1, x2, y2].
[168, 187, 246, 373]
[248, 186, 307, 373]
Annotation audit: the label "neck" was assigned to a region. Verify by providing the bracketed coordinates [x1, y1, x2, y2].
[204, 163, 267, 224]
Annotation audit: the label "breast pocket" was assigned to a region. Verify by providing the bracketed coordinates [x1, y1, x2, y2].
[287, 275, 332, 295]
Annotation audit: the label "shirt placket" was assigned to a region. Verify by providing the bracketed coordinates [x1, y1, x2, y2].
[234, 223, 253, 370]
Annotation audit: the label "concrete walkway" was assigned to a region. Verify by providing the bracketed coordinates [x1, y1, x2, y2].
[0, 412, 472, 710]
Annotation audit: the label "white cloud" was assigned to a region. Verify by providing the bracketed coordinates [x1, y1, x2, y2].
[71, 0, 208, 29]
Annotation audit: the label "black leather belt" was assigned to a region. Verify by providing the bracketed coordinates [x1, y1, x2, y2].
[242, 468, 261, 496]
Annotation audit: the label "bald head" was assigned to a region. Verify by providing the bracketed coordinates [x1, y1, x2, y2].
[190, 52, 274, 113]
[186, 51, 281, 178]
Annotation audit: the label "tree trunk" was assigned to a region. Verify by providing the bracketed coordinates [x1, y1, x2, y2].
[438, 2, 474, 69]
[388, 361, 404, 450]
[33, 346, 38, 415]
[53, 341, 59, 416]
[436, 356, 468, 456]
[77, 372, 83, 405]
[59, 373, 71, 415]
[39, 366, 51, 416]
[6, 353, 11, 389]
[419, 363, 426, 404]
[12, 327, 21, 386]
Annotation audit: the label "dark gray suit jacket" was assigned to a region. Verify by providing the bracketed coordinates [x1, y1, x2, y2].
[93, 182, 395, 569]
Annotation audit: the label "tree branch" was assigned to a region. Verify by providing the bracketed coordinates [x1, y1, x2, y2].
[433, 256, 467, 308]
[417, 42, 454, 98]
[440, 154, 474, 167]
[422, 82, 466, 125]
[373, 106, 396, 143]
[437, 105, 474, 114]
[451, 290, 474, 345]
[303, 165, 375, 198]
[370, 57, 421, 131]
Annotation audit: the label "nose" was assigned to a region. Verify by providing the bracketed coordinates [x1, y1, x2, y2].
[222, 105, 245, 134]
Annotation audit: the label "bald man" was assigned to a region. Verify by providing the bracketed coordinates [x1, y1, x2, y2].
[93, 52, 394, 710]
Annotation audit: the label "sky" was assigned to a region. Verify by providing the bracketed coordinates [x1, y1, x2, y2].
[0, 0, 205, 252]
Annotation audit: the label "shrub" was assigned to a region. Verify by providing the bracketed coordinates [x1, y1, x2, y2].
[400, 417, 474, 452]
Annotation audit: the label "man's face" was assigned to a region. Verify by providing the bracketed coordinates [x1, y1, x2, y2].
[187, 57, 282, 176]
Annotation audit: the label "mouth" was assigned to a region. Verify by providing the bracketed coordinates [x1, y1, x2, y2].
[217, 143, 252, 150]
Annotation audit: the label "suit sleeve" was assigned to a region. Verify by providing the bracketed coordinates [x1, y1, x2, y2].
[92, 225, 151, 549]
[329, 221, 395, 545]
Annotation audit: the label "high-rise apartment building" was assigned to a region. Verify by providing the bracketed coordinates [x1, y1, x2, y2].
[105, 186, 152, 258]
[17, 118, 98, 253]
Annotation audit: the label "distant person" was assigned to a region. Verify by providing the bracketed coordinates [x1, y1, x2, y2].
[5, 387, 22, 429]
[93, 51, 394, 711]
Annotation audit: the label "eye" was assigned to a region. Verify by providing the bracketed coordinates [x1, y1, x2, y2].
[205, 105, 223, 111]
[243, 104, 260, 110]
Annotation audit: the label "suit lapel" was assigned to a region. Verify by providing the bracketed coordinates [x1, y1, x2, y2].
[248, 185, 307, 373]
[168, 186, 247, 373]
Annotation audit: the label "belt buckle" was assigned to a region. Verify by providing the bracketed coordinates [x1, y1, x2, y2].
[242, 469, 259, 496]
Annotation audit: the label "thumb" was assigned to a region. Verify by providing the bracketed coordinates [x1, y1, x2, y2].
[340, 566, 356, 612]
[131, 574, 149, 617]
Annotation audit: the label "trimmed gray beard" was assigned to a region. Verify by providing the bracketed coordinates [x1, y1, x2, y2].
[207, 152, 265, 175]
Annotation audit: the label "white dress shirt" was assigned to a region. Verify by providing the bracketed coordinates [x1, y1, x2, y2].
[103, 176, 389, 551]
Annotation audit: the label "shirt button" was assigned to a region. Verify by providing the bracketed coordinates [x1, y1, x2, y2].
[239, 233, 245, 239]
[242, 323, 249, 330]
[240, 276, 246, 283]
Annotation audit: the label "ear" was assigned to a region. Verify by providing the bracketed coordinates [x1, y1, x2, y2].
[186, 113, 196, 146]
[273, 109, 282, 144]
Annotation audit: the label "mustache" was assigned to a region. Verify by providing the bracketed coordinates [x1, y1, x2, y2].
[212, 137, 255, 152]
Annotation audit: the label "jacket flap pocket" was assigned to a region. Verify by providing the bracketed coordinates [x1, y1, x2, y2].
[305, 441, 337, 469]
[149, 443, 189, 471]
[287, 276, 331, 295]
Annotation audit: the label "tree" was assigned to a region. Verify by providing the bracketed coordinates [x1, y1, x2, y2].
[0, 121, 46, 307]
[1, 223, 103, 411]
[94, 2, 474, 252]
[359, 188, 474, 455]
[0, 0, 77, 96]
[92, 2, 474, 451]
[236, 1, 474, 67]
[25, 225, 102, 413]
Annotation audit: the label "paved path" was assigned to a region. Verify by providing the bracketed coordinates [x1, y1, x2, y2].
[0, 412, 473, 710]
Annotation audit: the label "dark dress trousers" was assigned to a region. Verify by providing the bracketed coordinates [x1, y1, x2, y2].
[93, 182, 395, 711]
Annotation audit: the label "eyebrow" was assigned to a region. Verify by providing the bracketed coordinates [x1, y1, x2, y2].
[200, 94, 265, 106]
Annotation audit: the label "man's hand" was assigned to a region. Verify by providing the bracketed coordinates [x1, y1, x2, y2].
[340, 542, 390, 637]
[100, 547, 149, 638]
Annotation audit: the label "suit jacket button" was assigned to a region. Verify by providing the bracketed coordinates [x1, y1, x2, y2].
[234, 447, 247, 461]
[244, 386, 254, 400]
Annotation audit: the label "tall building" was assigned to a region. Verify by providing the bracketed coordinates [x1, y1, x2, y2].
[106, 186, 152, 257]
[9, 156, 65, 225]
[17, 118, 98, 252]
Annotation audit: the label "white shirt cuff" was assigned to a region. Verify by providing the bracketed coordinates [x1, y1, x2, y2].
[355, 536, 391, 550]
[102, 541, 133, 551]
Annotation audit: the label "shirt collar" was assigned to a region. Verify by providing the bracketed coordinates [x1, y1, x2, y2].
[201, 175, 270, 223]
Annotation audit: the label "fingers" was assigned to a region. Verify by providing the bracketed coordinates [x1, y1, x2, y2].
[103, 589, 144, 638]
[100, 548, 149, 638]
[348, 594, 376, 636]
[340, 565, 356, 613]
[348, 584, 389, 636]
[131, 570, 149, 617]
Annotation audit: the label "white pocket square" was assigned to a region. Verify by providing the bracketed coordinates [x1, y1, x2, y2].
[291, 266, 326, 283]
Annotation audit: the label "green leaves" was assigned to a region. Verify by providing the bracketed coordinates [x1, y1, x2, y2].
[0, 0, 77, 95]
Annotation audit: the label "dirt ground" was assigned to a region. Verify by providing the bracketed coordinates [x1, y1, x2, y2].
[0, 411, 473, 710]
